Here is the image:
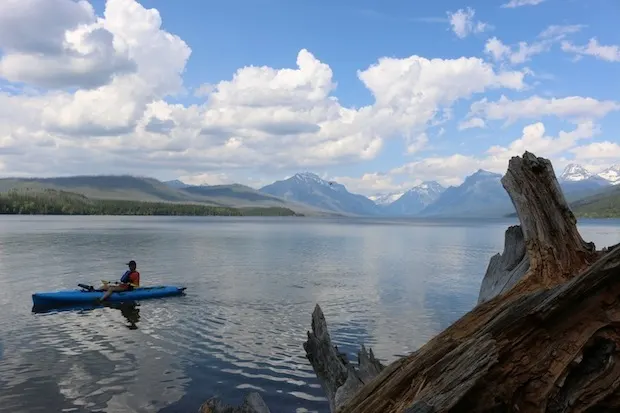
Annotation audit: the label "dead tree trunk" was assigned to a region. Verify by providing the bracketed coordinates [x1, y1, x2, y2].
[335, 151, 619, 413]
[478, 224, 529, 304]
[338, 245, 620, 413]
[500, 152, 598, 292]
[303, 304, 385, 412]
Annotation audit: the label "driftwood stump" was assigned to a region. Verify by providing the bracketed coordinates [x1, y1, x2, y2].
[303, 304, 385, 412]
[501, 152, 598, 291]
[200, 151, 620, 413]
[336, 151, 620, 413]
[478, 224, 529, 304]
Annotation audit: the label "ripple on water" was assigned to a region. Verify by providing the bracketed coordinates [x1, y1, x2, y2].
[2, 217, 617, 413]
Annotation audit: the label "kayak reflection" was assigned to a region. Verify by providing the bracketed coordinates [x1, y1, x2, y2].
[32, 300, 141, 330]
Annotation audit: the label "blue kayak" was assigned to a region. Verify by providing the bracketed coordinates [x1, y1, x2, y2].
[32, 285, 186, 307]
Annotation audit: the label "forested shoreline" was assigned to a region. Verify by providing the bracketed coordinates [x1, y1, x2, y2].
[0, 189, 298, 217]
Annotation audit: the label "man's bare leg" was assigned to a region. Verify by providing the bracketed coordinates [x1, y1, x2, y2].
[99, 285, 125, 302]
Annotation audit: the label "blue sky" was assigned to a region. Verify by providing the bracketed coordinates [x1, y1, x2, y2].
[0, 0, 618, 194]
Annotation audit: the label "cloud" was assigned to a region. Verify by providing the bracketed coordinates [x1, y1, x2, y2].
[501, 0, 548, 8]
[447, 8, 490, 39]
[344, 121, 600, 194]
[177, 172, 233, 186]
[467, 95, 620, 124]
[561, 38, 620, 62]
[0, 0, 615, 198]
[144, 118, 175, 134]
[0, 0, 136, 89]
[484, 25, 585, 65]
[0, 0, 531, 181]
[357, 55, 525, 137]
[484, 37, 512, 62]
[571, 141, 620, 160]
[333, 172, 412, 196]
[406, 133, 429, 154]
[458, 117, 486, 130]
[538, 25, 586, 40]
[486, 121, 598, 158]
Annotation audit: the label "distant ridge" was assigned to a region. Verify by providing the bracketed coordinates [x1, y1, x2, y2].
[0, 175, 330, 216]
[417, 170, 513, 217]
[260, 172, 380, 216]
[381, 181, 445, 216]
[3, 161, 620, 219]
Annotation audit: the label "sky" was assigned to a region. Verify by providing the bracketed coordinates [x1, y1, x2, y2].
[0, 0, 618, 196]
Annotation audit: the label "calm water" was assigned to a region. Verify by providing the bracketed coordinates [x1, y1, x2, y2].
[0, 216, 618, 413]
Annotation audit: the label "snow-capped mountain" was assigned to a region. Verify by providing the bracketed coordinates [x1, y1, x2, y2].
[558, 164, 613, 197]
[418, 170, 513, 217]
[597, 165, 620, 185]
[560, 164, 593, 182]
[259, 172, 381, 216]
[369, 192, 405, 205]
[382, 181, 445, 216]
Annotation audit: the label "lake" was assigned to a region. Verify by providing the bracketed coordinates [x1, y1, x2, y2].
[0, 216, 619, 413]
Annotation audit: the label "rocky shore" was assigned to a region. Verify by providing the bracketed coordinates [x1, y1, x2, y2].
[200, 151, 620, 413]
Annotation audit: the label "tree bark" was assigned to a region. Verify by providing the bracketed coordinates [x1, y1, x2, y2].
[478, 224, 529, 304]
[500, 152, 598, 292]
[303, 304, 385, 413]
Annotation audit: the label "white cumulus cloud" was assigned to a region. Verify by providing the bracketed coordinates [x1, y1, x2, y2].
[466, 95, 620, 125]
[0, 0, 617, 195]
[342, 121, 602, 194]
[0, 0, 530, 181]
[447, 8, 490, 39]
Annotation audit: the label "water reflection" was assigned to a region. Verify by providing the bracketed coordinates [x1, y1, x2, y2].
[32, 301, 141, 330]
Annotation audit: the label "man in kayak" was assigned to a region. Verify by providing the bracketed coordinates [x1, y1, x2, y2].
[99, 260, 141, 302]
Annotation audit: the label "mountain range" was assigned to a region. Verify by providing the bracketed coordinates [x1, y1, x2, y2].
[0, 163, 618, 218]
[250, 163, 618, 218]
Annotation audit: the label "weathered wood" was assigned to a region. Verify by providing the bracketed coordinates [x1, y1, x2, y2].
[500, 151, 598, 292]
[302, 304, 385, 413]
[334, 152, 620, 413]
[478, 224, 529, 304]
[199, 392, 271, 413]
[338, 242, 620, 413]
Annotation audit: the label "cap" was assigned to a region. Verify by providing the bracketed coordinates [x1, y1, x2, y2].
[126, 260, 137, 266]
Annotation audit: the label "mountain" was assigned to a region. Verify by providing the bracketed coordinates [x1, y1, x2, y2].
[557, 164, 613, 200]
[259, 172, 381, 216]
[570, 184, 620, 218]
[181, 183, 290, 207]
[382, 181, 445, 216]
[0, 175, 332, 216]
[559, 163, 593, 182]
[164, 179, 190, 189]
[368, 192, 404, 205]
[597, 165, 620, 185]
[0, 175, 194, 203]
[418, 170, 513, 217]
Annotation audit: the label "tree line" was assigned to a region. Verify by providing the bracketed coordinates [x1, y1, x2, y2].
[0, 188, 298, 217]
